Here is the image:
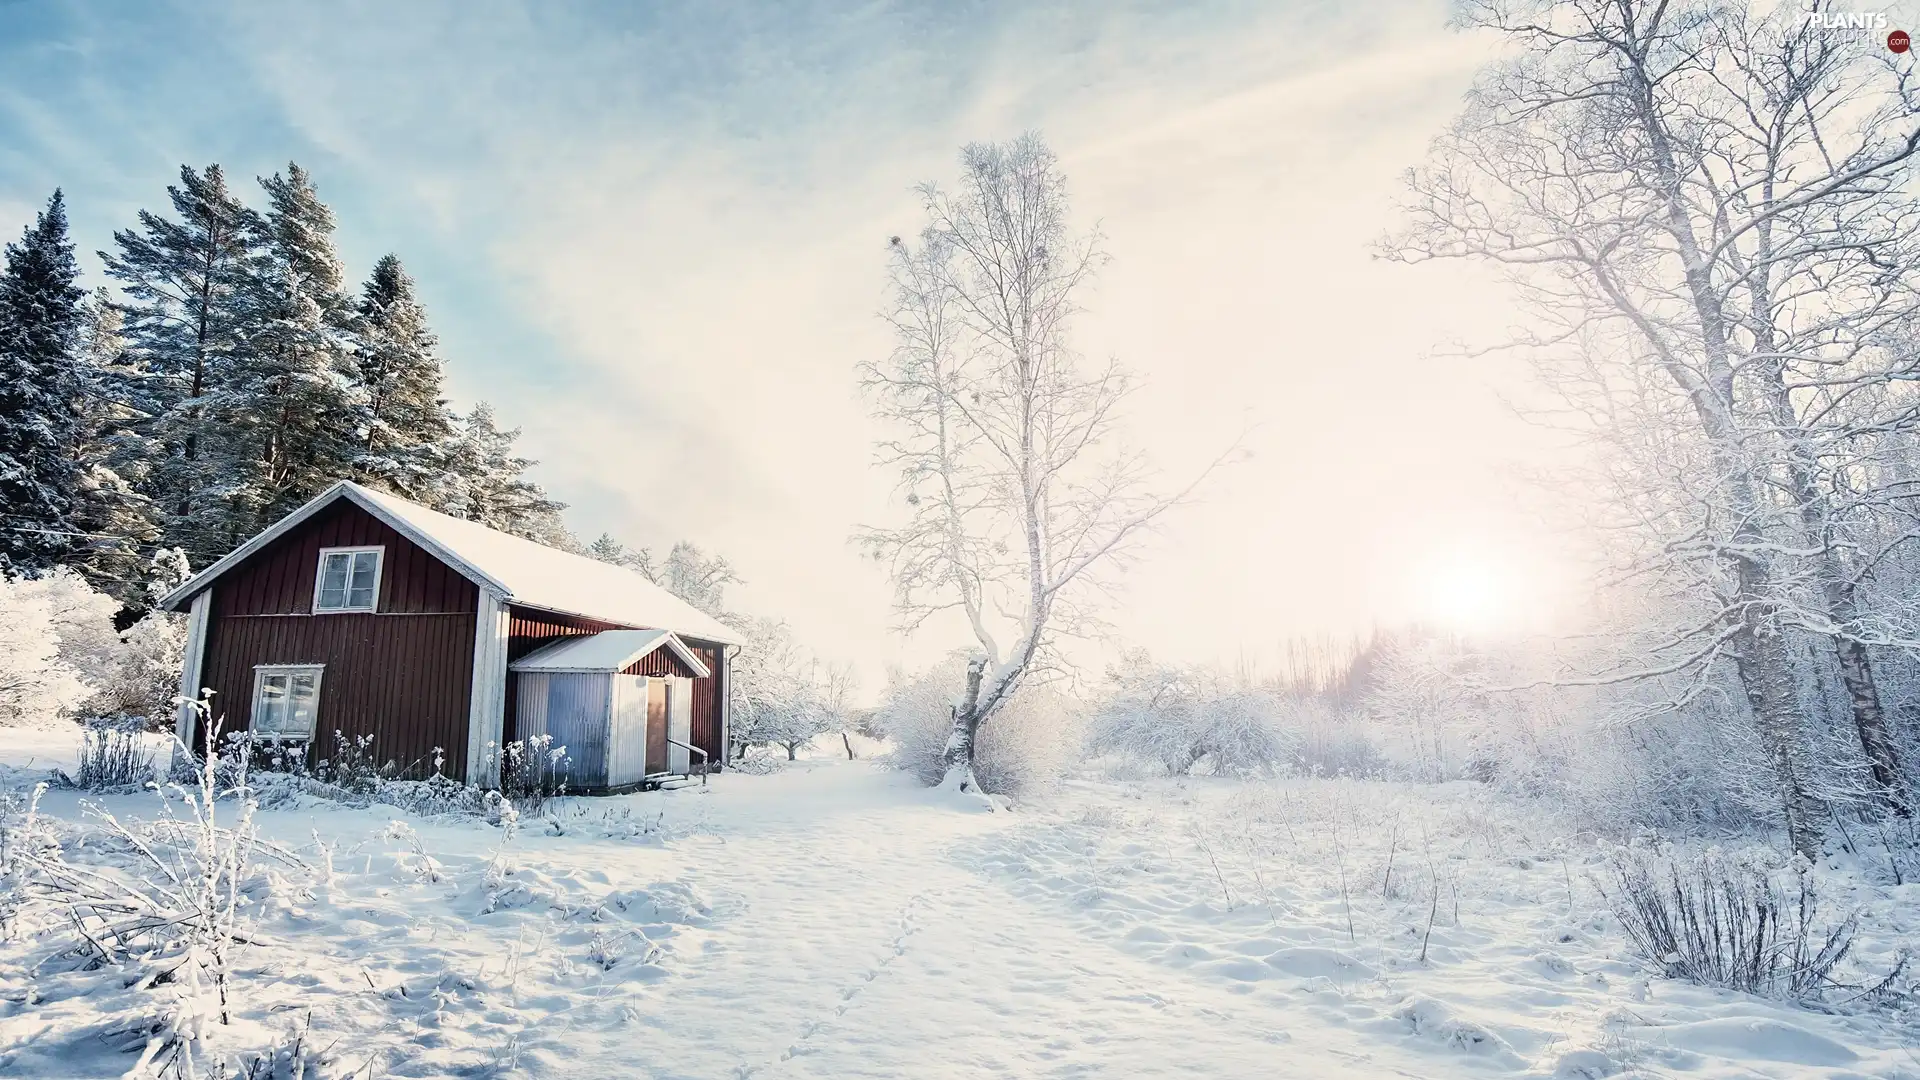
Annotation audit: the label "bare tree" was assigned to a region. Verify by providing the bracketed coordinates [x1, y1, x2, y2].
[860, 134, 1233, 797]
[1388, 0, 1920, 853]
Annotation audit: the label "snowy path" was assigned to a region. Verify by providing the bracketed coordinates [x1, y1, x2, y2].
[473, 766, 1464, 1079]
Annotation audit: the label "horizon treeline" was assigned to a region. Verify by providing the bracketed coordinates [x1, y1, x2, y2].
[0, 164, 572, 609]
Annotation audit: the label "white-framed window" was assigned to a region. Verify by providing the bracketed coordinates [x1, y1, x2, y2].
[314, 546, 382, 613]
[251, 664, 324, 740]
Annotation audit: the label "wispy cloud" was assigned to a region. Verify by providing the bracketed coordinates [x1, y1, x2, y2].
[0, 0, 1569, 679]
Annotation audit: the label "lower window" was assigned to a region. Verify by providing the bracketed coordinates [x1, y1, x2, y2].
[252, 665, 324, 740]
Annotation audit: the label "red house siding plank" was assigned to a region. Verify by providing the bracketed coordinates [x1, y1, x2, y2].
[211, 500, 479, 617]
[618, 650, 700, 679]
[200, 609, 478, 778]
[686, 644, 722, 762]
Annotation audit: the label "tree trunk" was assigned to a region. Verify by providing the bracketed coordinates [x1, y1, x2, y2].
[939, 656, 988, 793]
[1832, 634, 1908, 813]
[1606, 13, 1823, 856]
[842, 732, 857, 760]
[1732, 618, 1823, 859]
[1752, 313, 1909, 816]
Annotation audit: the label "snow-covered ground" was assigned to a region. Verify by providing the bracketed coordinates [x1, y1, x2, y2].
[1, 729, 1915, 1079]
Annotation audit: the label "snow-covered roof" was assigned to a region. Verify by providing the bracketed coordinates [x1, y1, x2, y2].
[158, 481, 745, 646]
[509, 629, 711, 677]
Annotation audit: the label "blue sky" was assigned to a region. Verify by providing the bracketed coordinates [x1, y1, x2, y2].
[0, 0, 1567, 682]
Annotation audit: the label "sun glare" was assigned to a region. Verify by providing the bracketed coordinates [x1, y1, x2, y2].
[1420, 555, 1514, 633]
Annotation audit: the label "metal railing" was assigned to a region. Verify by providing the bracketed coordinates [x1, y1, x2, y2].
[666, 738, 709, 785]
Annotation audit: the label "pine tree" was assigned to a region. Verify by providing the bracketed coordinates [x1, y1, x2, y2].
[0, 191, 87, 575]
[227, 163, 358, 536]
[350, 254, 452, 498]
[101, 165, 262, 568]
[586, 532, 641, 568]
[67, 289, 164, 605]
[435, 402, 574, 546]
[584, 534, 739, 618]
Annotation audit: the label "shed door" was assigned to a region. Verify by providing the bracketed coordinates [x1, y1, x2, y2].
[668, 677, 692, 774]
[646, 677, 669, 774]
[545, 673, 610, 790]
[608, 675, 649, 789]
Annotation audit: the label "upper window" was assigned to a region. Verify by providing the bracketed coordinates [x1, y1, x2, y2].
[252, 664, 323, 740]
[314, 547, 383, 613]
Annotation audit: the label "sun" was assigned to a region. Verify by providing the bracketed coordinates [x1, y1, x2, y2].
[1421, 555, 1513, 633]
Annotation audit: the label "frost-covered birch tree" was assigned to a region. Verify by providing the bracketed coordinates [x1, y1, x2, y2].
[1389, 0, 1920, 853]
[860, 134, 1230, 797]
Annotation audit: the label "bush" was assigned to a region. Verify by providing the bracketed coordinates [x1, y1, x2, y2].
[235, 736, 572, 829]
[494, 735, 571, 816]
[1088, 654, 1296, 776]
[1285, 696, 1388, 778]
[875, 653, 1082, 795]
[5, 705, 306, 1072]
[0, 573, 95, 726]
[87, 611, 187, 731]
[1597, 846, 1907, 1002]
[74, 715, 155, 790]
[0, 568, 188, 732]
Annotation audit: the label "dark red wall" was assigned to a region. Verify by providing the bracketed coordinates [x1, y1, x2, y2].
[506, 607, 627, 659]
[188, 499, 480, 779]
[683, 641, 725, 763]
[621, 650, 700, 679]
[214, 500, 478, 618]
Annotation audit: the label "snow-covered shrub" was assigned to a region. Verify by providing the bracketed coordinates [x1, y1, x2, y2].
[86, 610, 187, 731]
[5, 705, 305, 1073]
[727, 748, 792, 775]
[74, 714, 154, 790]
[1087, 657, 1204, 774]
[236, 736, 572, 827]
[1363, 634, 1487, 782]
[313, 729, 384, 791]
[493, 734, 571, 815]
[20, 567, 123, 677]
[0, 572, 95, 726]
[0, 567, 188, 732]
[1198, 687, 1294, 776]
[1282, 695, 1387, 778]
[1597, 845, 1907, 1002]
[875, 653, 1082, 795]
[1088, 653, 1293, 776]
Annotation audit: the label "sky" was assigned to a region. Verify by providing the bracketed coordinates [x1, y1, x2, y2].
[0, 0, 1584, 687]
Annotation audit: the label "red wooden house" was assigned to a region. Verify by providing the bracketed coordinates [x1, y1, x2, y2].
[158, 481, 744, 790]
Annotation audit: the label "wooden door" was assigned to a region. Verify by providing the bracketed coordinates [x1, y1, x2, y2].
[646, 676, 669, 774]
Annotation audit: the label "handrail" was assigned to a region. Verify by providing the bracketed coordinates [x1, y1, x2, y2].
[666, 738, 709, 785]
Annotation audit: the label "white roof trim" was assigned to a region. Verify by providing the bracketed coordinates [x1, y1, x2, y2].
[157, 482, 507, 612]
[509, 629, 712, 678]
